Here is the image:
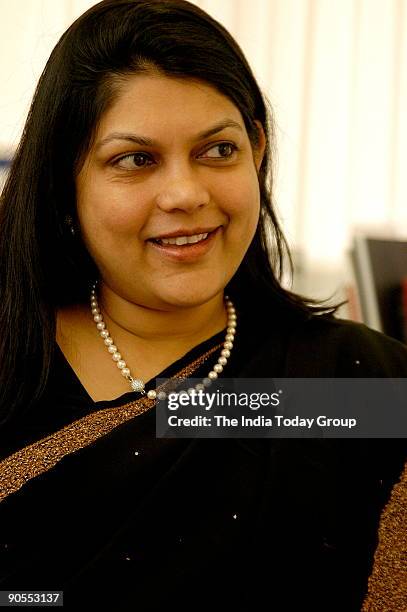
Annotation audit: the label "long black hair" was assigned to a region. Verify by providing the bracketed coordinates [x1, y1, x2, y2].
[0, 0, 336, 426]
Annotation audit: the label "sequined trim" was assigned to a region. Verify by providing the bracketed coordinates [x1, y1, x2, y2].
[0, 343, 222, 503]
[362, 462, 407, 611]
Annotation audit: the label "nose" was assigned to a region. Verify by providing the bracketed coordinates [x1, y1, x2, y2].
[154, 162, 210, 213]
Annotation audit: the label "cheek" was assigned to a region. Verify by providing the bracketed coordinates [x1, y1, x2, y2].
[77, 181, 148, 237]
[222, 171, 260, 230]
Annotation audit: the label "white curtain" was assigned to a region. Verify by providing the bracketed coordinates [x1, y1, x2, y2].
[1, 0, 406, 301]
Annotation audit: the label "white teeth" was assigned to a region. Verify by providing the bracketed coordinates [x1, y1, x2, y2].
[158, 232, 209, 245]
[174, 236, 188, 245]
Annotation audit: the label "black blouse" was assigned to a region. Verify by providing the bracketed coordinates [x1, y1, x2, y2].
[0, 309, 406, 611]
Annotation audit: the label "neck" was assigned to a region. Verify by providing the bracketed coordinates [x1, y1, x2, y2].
[95, 282, 228, 348]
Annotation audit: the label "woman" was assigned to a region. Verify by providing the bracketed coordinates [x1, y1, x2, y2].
[0, 1, 406, 610]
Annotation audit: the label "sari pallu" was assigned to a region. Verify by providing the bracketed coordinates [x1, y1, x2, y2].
[0, 310, 406, 610]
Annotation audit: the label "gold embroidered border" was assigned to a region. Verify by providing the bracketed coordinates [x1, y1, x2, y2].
[361, 461, 407, 611]
[0, 343, 222, 503]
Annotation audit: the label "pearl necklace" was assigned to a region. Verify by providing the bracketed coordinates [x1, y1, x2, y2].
[90, 281, 236, 401]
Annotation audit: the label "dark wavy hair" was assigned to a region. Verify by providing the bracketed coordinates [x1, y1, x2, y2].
[0, 0, 335, 426]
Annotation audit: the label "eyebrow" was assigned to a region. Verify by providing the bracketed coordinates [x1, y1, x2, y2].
[96, 119, 243, 149]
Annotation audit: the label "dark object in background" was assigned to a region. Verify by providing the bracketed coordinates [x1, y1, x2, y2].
[351, 237, 407, 343]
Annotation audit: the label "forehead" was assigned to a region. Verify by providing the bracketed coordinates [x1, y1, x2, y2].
[95, 73, 244, 139]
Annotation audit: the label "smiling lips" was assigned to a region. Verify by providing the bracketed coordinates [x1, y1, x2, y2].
[149, 225, 220, 244]
[147, 226, 221, 260]
[153, 232, 209, 246]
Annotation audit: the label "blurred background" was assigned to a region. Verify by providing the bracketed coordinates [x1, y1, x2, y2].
[0, 0, 406, 338]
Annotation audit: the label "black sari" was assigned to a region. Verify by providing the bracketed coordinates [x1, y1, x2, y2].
[0, 306, 406, 611]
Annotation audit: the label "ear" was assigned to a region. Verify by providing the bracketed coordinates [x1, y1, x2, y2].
[252, 120, 267, 172]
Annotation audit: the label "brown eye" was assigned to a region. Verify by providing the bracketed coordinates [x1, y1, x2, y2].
[200, 142, 238, 159]
[115, 152, 154, 170]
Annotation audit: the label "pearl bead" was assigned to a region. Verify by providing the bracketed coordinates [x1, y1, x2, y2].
[195, 384, 205, 391]
[92, 307, 100, 315]
[93, 314, 103, 323]
[221, 349, 231, 358]
[157, 391, 167, 400]
[229, 313, 237, 321]
[224, 341, 233, 350]
[100, 330, 109, 339]
[147, 390, 157, 399]
[104, 337, 114, 346]
[208, 371, 218, 380]
[117, 360, 126, 369]
[227, 323, 236, 331]
[112, 352, 122, 361]
[225, 334, 234, 342]
[96, 322, 106, 330]
[218, 356, 227, 365]
[203, 378, 212, 387]
[187, 387, 195, 395]
[107, 345, 117, 353]
[214, 364, 223, 373]
[121, 368, 130, 377]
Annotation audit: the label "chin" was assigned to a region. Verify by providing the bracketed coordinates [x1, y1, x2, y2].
[151, 269, 228, 305]
[156, 286, 225, 309]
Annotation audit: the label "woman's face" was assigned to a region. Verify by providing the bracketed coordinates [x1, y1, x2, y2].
[76, 73, 265, 310]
